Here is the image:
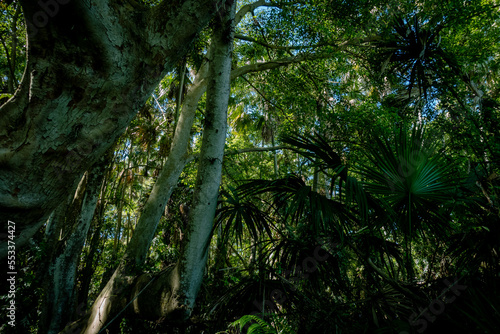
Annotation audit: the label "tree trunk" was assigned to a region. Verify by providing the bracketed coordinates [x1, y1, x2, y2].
[64, 3, 234, 333]
[33, 0, 338, 329]
[122, 59, 211, 270]
[74, 62, 210, 333]
[67, 3, 235, 332]
[77, 217, 103, 311]
[40, 154, 108, 334]
[0, 0, 219, 258]
[5, 5, 21, 93]
[172, 0, 235, 317]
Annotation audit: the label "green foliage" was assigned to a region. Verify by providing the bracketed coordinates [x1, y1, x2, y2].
[0, 1, 25, 93]
[5, 0, 500, 332]
[231, 315, 277, 334]
[215, 185, 273, 246]
[360, 126, 456, 239]
[455, 285, 500, 333]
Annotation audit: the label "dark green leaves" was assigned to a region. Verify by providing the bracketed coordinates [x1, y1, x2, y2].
[360, 126, 455, 239]
[214, 186, 273, 246]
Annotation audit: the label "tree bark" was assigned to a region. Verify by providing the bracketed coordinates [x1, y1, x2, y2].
[122, 59, 210, 271]
[65, 2, 235, 332]
[72, 62, 210, 332]
[71, 16, 326, 330]
[0, 0, 219, 258]
[172, 0, 235, 317]
[39, 154, 108, 334]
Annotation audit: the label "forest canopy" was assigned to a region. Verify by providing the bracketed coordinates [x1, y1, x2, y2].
[0, 0, 499, 333]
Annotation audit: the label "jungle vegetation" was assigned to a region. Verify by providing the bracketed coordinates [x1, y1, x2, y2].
[0, 0, 499, 333]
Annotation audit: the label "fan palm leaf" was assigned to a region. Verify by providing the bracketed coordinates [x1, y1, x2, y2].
[359, 126, 455, 240]
[214, 186, 273, 246]
[238, 175, 351, 236]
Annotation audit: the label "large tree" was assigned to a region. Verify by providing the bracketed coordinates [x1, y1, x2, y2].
[0, 0, 220, 257]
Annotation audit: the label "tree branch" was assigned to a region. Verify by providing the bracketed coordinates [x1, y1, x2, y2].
[0, 0, 219, 257]
[185, 145, 291, 164]
[240, 75, 284, 113]
[235, 33, 337, 51]
[231, 51, 333, 79]
[235, 0, 277, 25]
[226, 145, 289, 155]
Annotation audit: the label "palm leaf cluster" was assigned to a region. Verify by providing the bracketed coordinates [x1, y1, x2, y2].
[371, 14, 461, 100]
[360, 126, 455, 239]
[205, 124, 499, 334]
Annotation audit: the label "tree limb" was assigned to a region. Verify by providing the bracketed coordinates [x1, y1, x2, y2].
[226, 145, 289, 155]
[185, 145, 291, 164]
[235, 33, 337, 51]
[235, 0, 277, 25]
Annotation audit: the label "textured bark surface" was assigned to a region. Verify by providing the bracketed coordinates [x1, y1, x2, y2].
[74, 60, 210, 334]
[39, 154, 108, 334]
[174, 0, 235, 318]
[0, 0, 218, 257]
[67, 2, 235, 331]
[123, 60, 210, 270]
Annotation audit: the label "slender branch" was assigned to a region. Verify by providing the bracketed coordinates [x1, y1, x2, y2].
[235, 33, 337, 51]
[236, 0, 272, 25]
[226, 145, 289, 155]
[185, 145, 291, 164]
[0, 36, 14, 88]
[175, 60, 187, 131]
[230, 36, 380, 82]
[234, 0, 305, 25]
[241, 75, 283, 112]
[231, 51, 340, 79]
[228, 243, 249, 271]
[367, 258, 423, 302]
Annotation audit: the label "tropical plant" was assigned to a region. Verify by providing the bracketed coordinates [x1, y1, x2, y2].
[231, 314, 277, 334]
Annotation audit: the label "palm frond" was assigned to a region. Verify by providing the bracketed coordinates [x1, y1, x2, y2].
[280, 133, 345, 177]
[231, 315, 277, 334]
[359, 126, 456, 240]
[214, 186, 273, 246]
[238, 175, 350, 235]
